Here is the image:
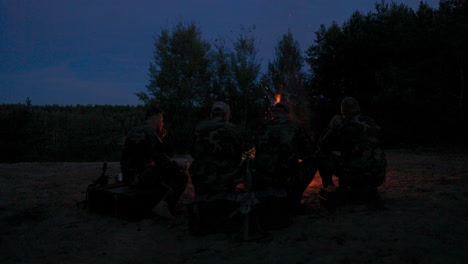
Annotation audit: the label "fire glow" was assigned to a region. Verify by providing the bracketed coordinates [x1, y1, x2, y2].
[274, 94, 281, 105]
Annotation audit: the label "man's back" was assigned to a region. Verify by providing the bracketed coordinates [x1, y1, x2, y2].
[255, 115, 314, 173]
[191, 118, 242, 169]
[253, 103, 317, 220]
[189, 117, 243, 195]
[316, 98, 387, 208]
[338, 113, 386, 175]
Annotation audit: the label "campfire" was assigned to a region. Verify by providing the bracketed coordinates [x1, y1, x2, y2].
[274, 94, 281, 105]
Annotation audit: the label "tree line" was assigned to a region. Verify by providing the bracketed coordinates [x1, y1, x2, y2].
[0, 103, 145, 162]
[1, 0, 467, 162]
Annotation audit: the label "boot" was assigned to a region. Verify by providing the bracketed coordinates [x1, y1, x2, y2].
[152, 200, 174, 220]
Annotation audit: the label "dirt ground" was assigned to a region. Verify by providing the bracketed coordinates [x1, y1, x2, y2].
[0, 146, 467, 264]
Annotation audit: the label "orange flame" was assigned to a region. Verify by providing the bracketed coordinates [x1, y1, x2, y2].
[274, 94, 281, 105]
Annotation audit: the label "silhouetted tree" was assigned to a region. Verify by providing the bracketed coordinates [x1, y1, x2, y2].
[267, 30, 310, 124]
[138, 21, 213, 152]
[230, 26, 264, 130]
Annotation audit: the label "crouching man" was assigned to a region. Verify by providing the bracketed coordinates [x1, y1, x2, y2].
[317, 97, 387, 210]
[120, 106, 187, 219]
[253, 102, 317, 229]
[188, 102, 245, 235]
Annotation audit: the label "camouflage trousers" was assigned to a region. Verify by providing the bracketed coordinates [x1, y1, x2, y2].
[122, 166, 188, 211]
[189, 160, 239, 197]
[253, 159, 317, 212]
[317, 151, 386, 188]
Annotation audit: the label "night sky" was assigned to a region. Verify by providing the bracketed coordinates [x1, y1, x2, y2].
[1, 0, 439, 106]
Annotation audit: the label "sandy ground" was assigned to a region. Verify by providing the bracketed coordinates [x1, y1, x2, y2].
[0, 146, 467, 264]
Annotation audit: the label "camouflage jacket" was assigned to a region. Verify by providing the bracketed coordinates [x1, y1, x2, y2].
[189, 117, 243, 193]
[318, 113, 387, 173]
[254, 115, 315, 174]
[120, 124, 174, 175]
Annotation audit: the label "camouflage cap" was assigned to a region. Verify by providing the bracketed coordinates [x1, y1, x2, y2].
[211, 101, 230, 115]
[341, 97, 360, 117]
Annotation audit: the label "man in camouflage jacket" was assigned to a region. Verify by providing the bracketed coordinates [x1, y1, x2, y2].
[188, 102, 244, 234]
[189, 102, 244, 197]
[317, 97, 387, 207]
[120, 106, 187, 219]
[254, 102, 317, 217]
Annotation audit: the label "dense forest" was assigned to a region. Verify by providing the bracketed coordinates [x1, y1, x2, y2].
[1, 0, 467, 162]
[0, 103, 145, 162]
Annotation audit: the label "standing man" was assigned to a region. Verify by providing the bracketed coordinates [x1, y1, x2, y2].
[254, 102, 317, 222]
[120, 106, 187, 219]
[317, 97, 387, 209]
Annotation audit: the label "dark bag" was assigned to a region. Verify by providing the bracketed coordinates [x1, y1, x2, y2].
[86, 183, 152, 221]
[83, 162, 154, 221]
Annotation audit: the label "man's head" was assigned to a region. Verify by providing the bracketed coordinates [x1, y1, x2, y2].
[211, 101, 231, 121]
[272, 102, 290, 117]
[341, 97, 360, 118]
[145, 107, 165, 135]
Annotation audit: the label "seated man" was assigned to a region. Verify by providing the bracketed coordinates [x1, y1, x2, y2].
[120, 106, 188, 219]
[317, 97, 387, 209]
[188, 101, 244, 234]
[253, 102, 317, 228]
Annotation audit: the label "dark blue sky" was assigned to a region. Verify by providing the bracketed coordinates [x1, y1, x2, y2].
[1, 0, 439, 106]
